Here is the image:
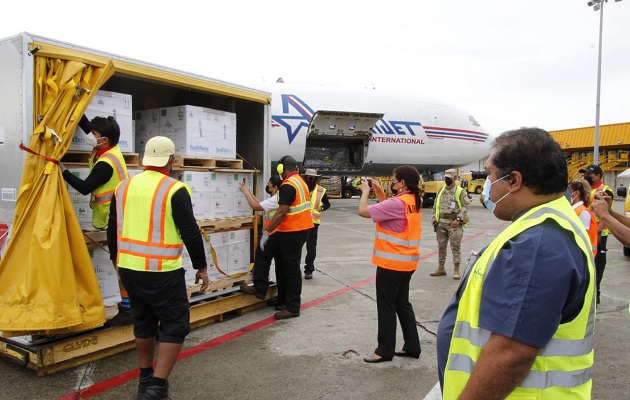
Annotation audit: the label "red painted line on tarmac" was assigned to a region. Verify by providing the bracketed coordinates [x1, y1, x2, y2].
[58, 222, 506, 399]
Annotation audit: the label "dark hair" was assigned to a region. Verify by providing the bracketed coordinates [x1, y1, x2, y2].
[91, 116, 121, 145]
[569, 180, 593, 207]
[393, 165, 422, 210]
[279, 155, 297, 172]
[269, 175, 283, 187]
[492, 127, 567, 195]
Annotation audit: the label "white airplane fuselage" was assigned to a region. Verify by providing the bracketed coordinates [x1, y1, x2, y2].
[258, 82, 493, 176]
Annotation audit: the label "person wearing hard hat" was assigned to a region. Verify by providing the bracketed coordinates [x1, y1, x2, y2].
[430, 169, 469, 279]
[302, 168, 330, 279]
[107, 136, 209, 400]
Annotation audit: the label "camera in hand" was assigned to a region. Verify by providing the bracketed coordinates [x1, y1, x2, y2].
[367, 179, 373, 188]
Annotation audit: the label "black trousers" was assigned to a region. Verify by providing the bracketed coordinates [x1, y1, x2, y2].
[374, 266, 420, 359]
[304, 224, 320, 273]
[251, 233, 286, 304]
[272, 230, 308, 313]
[595, 235, 608, 303]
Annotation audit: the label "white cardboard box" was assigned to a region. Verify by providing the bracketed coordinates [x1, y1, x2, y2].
[90, 248, 121, 306]
[136, 105, 237, 158]
[71, 90, 134, 153]
[65, 168, 94, 230]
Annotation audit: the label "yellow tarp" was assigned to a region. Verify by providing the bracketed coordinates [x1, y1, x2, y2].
[0, 54, 114, 337]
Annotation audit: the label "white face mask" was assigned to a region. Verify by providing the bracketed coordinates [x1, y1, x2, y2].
[482, 174, 510, 212]
[84, 132, 98, 148]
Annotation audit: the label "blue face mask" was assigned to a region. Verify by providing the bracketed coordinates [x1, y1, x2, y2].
[482, 174, 510, 212]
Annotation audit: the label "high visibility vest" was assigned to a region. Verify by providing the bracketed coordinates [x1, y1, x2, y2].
[88, 145, 129, 229]
[435, 185, 464, 221]
[372, 193, 422, 272]
[264, 194, 278, 234]
[115, 170, 189, 272]
[310, 184, 326, 224]
[276, 175, 314, 232]
[443, 197, 595, 400]
[589, 184, 613, 236]
[575, 204, 598, 257]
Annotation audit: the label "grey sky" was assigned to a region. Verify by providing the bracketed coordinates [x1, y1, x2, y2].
[2, 0, 629, 136]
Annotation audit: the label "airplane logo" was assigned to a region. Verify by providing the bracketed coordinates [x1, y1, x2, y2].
[271, 94, 314, 144]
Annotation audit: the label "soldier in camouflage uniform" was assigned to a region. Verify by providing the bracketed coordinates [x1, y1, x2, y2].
[430, 169, 470, 279]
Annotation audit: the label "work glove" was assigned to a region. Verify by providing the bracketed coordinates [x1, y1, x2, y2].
[260, 231, 269, 251]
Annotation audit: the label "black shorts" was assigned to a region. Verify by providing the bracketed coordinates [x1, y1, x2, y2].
[119, 268, 190, 344]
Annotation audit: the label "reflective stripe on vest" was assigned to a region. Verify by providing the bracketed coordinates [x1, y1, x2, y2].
[443, 196, 595, 399]
[310, 185, 326, 224]
[264, 194, 279, 234]
[116, 171, 186, 271]
[371, 193, 422, 272]
[89, 146, 129, 229]
[276, 175, 313, 232]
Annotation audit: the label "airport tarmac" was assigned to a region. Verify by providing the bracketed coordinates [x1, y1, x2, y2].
[1, 195, 629, 399]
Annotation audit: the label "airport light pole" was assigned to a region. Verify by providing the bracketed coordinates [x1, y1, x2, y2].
[587, 0, 623, 166]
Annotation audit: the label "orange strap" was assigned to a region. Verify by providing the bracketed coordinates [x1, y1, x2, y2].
[19, 143, 60, 164]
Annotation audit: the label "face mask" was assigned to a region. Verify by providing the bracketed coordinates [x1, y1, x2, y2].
[390, 182, 398, 195]
[84, 132, 98, 148]
[584, 176, 594, 185]
[482, 174, 510, 212]
[265, 186, 273, 195]
[444, 177, 453, 186]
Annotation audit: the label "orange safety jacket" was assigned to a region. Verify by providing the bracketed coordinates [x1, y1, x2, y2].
[276, 174, 314, 232]
[372, 193, 422, 272]
[115, 170, 188, 272]
[575, 204, 598, 257]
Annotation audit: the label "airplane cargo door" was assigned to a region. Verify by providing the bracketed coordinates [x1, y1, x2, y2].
[302, 111, 383, 174]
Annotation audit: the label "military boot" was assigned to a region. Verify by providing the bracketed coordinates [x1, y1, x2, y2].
[430, 263, 446, 277]
[453, 264, 461, 280]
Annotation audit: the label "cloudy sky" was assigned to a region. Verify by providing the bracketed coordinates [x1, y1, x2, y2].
[2, 0, 629, 136]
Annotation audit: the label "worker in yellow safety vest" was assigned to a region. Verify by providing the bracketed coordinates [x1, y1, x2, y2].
[107, 136, 209, 400]
[60, 115, 131, 308]
[437, 128, 595, 399]
[302, 168, 330, 279]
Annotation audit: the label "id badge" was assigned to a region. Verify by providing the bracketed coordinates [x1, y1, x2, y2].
[450, 201, 456, 209]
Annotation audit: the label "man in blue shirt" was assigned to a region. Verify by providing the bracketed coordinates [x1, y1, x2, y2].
[436, 128, 594, 399]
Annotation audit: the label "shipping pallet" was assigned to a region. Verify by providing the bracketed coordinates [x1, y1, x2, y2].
[172, 156, 243, 171]
[197, 215, 254, 232]
[0, 284, 277, 376]
[61, 151, 140, 167]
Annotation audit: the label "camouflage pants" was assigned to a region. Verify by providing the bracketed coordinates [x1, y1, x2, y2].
[436, 221, 463, 265]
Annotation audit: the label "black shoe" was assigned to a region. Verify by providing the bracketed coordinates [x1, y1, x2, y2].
[240, 283, 265, 299]
[137, 374, 153, 400]
[274, 309, 300, 319]
[304, 273, 313, 279]
[275, 303, 286, 311]
[395, 351, 421, 359]
[363, 355, 393, 363]
[140, 383, 169, 400]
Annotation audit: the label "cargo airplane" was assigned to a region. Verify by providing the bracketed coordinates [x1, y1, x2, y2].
[256, 81, 493, 177]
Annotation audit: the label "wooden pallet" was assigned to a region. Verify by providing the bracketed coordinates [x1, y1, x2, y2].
[61, 151, 140, 167]
[197, 215, 254, 231]
[186, 272, 253, 299]
[0, 285, 276, 376]
[172, 156, 243, 171]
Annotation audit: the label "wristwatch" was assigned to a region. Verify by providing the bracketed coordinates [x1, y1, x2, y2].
[456, 216, 463, 221]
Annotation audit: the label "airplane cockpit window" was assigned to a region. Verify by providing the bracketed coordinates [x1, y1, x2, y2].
[469, 115, 480, 127]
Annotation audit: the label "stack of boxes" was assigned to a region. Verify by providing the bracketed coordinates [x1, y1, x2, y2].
[70, 90, 134, 153]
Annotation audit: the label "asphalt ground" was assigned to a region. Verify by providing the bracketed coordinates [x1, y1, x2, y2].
[0, 195, 628, 399]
